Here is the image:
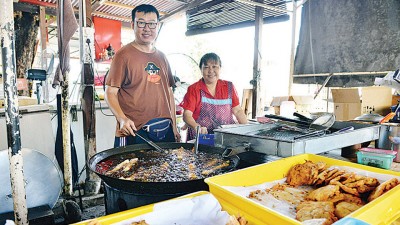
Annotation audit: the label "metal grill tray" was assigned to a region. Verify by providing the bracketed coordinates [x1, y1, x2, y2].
[214, 121, 380, 157]
[248, 121, 327, 141]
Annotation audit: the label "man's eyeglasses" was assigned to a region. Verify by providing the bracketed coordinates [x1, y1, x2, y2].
[135, 21, 158, 29]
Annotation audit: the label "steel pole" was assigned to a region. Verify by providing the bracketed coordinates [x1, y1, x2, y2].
[251, 2, 263, 119]
[288, 0, 297, 96]
[0, 0, 29, 224]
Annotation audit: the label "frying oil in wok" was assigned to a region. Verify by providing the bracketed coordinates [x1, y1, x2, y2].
[96, 147, 231, 182]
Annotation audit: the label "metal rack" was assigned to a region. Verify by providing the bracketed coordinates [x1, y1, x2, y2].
[214, 121, 380, 157]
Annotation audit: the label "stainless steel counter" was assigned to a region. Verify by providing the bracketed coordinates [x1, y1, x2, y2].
[214, 121, 380, 157]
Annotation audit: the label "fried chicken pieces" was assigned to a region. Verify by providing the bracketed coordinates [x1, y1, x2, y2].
[128, 215, 247, 225]
[225, 215, 248, 225]
[286, 160, 326, 186]
[368, 177, 400, 202]
[296, 201, 338, 224]
[282, 160, 399, 224]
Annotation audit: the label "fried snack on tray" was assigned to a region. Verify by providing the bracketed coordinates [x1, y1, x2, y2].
[87, 220, 101, 225]
[341, 193, 364, 205]
[248, 183, 311, 206]
[329, 172, 379, 196]
[131, 220, 149, 225]
[129, 215, 248, 225]
[226, 215, 248, 225]
[334, 201, 363, 219]
[314, 168, 346, 186]
[286, 160, 323, 186]
[296, 201, 338, 225]
[306, 185, 344, 203]
[368, 178, 400, 202]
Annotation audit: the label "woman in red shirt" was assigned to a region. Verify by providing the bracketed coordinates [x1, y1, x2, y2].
[180, 53, 248, 141]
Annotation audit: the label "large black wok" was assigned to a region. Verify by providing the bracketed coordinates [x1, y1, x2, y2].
[88, 142, 239, 195]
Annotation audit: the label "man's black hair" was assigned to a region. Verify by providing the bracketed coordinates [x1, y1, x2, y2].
[132, 4, 160, 22]
[199, 53, 222, 69]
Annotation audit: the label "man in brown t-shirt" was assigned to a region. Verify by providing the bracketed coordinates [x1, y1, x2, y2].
[105, 4, 180, 147]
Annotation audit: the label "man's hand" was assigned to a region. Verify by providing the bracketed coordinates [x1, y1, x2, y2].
[173, 127, 181, 142]
[119, 117, 137, 136]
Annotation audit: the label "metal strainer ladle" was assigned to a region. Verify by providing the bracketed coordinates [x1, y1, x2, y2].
[294, 112, 335, 131]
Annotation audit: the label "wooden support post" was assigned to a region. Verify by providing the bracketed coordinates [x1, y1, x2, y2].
[252, 3, 263, 119]
[39, 6, 49, 103]
[1, 1, 29, 224]
[80, 0, 100, 195]
[82, 63, 100, 195]
[62, 70, 73, 196]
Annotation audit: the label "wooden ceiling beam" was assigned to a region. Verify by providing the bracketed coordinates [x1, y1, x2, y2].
[99, 0, 135, 10]
[160, 0, 209, 22]
[92, 11, 131, 22]
[98, 0, 167, 15]
[18, 0, 56, 8]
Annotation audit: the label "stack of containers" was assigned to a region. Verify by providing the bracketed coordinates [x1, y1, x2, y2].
[356, 147, 397, 169]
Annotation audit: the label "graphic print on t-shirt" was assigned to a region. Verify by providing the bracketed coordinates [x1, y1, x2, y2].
[144, 62, 161, 83]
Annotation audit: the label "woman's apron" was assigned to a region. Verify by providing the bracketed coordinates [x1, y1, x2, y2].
[187, 82, 236, 140]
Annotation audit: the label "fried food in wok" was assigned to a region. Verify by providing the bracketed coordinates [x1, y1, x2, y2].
[334, 201, 363, 219]
[105, 158, 138, 176]
[97, 147, 232, 182]
[296, 201, 338, 225]
[368, 178, 400, 202]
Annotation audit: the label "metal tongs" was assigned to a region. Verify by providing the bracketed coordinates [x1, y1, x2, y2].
[135, 132, 164, 151]
[194, 125, 201, 154]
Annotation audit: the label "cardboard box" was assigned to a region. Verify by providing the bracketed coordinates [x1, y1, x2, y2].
[331, 87, 392, 121]
[331, 88, 362, 121]
[270, 96, 293, 115]
[270, 95, 314, 115]
[361, 86, 392, 116]
[291, 95, 314, 114]
[0, 97, 37, 108]
[392, 95, 400, 106]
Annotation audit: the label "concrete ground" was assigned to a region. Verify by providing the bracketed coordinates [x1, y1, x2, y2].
[54, 193, 105, 225]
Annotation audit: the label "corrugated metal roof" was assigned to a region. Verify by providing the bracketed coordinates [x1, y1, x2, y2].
[186, 0, 289, 35]
[16, 0, 290, 35]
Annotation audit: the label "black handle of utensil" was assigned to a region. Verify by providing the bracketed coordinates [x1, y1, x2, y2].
[293, 112, 313, 122]
[264, 114, 310, 126]
[135, 132, 164, 151]
[194, 125, 200, 154]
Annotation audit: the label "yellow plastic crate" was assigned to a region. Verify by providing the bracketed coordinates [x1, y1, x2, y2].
[205, 153, 400, 225]
[73, 191, 262, 225]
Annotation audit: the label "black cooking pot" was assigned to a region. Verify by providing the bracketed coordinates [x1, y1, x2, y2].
[88, 142, 239, 195]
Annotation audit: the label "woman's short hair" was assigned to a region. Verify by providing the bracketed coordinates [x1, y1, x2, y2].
[132, 4, 160, 22]
[199, 53, 222, 69]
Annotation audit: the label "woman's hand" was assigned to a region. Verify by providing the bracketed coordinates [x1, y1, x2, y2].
[199, 126, 208, 134]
